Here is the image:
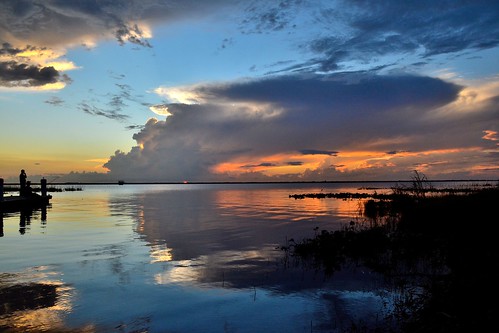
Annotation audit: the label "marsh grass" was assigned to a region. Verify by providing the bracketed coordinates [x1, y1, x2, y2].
[286, 180, 499, 332]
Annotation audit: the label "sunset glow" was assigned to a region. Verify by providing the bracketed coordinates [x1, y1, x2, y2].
[0, 1, 497, 182]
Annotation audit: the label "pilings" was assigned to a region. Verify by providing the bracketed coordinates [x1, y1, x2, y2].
[41, 178, 47, 197]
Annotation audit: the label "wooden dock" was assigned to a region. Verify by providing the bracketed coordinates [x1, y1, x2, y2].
[0, 194, 52, 212]
[0, 178, 52, 212]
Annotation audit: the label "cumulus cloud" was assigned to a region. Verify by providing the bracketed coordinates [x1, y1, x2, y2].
[149, 104, 172, 117]
[100, 72, 499, 182]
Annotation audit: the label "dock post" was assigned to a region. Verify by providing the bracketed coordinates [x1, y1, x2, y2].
[0, 178, 3, 201]
[40, 178, 47, 197]
[41, 178, 47, 197]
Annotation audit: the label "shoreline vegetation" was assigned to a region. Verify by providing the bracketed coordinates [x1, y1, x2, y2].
[2, 185, 82, 193]
[283, 172, 498, 332]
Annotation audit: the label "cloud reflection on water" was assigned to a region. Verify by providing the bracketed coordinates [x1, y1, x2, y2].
[127, 185, 386, 294]
[0, 184, 399, 332]
[0, 266, 76, 332]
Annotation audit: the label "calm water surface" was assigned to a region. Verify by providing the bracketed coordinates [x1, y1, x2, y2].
[1, 182, 477, 332]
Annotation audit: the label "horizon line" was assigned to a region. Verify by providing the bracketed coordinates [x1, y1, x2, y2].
[2, 179, 498, 186]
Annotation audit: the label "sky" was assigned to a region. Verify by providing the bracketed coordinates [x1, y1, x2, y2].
[0, 0, 498, 183]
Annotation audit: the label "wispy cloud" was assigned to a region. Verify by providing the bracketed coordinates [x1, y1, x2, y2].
[78, 102, 129, 122]
[44, 96, 65, 106]
[242, 1, 499, 74]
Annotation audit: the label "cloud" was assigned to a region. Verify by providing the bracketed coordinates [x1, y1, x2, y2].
[76, 80, 153, 124]
[242, 162, 276, 168]
[0, 1, 233, 90]
[149, 104, 172, 117]
[2, 1, 497, 181]
[242, 1, 499, 74]
[0, 1, 234, 49]
[115, 23, 152, 48]
[100, 72, 496, 182]
[44, 96, 65, 106]
[482, 130, 499, 144]
[299, 149, 338, 156]
[0, 61, 59, 87]
[2, 1, 498, 91]
[0, 42, 73, 88]
[78, 102, 129, 122]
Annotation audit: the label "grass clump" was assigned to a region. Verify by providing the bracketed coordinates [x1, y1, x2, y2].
[286, 177, 499, 332]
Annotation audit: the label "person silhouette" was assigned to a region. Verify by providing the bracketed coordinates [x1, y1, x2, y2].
[25, 181, 33, 196]
[19, 169, 27, 196]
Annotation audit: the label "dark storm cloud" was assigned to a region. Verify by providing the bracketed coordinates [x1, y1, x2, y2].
[0, 39, 70, 88]
[104, 73, 470, 181]
[0, 42, 26, 55]
[0, 61, 59, 87]
[200, 73, 462, 120]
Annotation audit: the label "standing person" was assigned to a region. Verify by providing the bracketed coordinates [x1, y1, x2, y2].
[19, 169, 27, 196]
[25, 181, 33, 196]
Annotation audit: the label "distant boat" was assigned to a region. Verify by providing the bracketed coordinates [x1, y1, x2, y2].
[118, 180, 125, 185]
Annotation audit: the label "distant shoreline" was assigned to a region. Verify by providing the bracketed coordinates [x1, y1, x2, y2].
[3, 179, 497, 186]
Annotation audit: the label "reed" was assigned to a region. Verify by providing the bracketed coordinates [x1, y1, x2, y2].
[286, 181, 499, 332]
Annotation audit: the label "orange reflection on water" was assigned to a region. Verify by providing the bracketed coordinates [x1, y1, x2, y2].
[214, 189, 366, 222]
[0, 267, 83, 333]
[149, 243, 173, 263]
[153, 249, 279, 287]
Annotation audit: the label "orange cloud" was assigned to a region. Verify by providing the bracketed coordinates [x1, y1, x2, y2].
[212, 152, 325, 176]
[211, 146, 492, 179]
[482, 130, 498, 142]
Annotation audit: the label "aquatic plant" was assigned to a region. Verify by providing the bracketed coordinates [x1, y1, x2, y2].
[285, 183, 499, 332]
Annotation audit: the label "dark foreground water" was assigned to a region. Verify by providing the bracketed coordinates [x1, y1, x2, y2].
[0, 182, 487, 332]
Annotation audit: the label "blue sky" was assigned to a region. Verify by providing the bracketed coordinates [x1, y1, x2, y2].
[1, 0, 498, 182]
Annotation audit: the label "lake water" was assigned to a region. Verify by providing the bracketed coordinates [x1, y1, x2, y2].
[0, 181, 489, 332]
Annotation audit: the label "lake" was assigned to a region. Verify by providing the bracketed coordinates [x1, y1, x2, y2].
[0, 181, 487, 332]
